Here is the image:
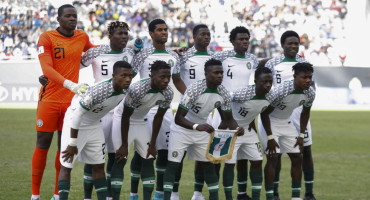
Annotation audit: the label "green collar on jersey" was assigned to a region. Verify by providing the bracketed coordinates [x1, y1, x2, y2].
[194, 51, 209, 56]
[108, 49, 124, 54]
[153, 49, 169, 54]
[251, 96, 267, 100]
[282, 57, 297, 62]
[235, 54, 246, 58]
[290, 90, 304, 94]
[110, 90, 125, 96]
[147, 88, 163, 94]
[203, 88, 219, 94]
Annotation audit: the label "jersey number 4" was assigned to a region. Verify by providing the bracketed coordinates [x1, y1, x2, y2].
[227, 69, 233, 79]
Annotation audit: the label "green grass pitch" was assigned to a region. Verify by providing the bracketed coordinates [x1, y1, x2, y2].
[0, 109, 369, 200]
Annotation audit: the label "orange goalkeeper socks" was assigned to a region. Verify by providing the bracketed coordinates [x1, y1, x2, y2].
[32, 146, 49, 195]
[54, 150, 61, 195]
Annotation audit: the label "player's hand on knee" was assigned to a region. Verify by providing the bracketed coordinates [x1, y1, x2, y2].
[146, 144, 157, 159]
[63, 79, 89, 96]
[196, 124, 214, 133]
[294, 137, 303, 154]
[236, 127, 244, 136]
[116, 145, 128, 162]
[62, 145, 78, 163]
[266, 139, 279, 157]
[39, 75, 48, 86]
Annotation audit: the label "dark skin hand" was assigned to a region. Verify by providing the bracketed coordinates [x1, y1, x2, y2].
[260, 106, 280, 157]
[62, 128, 78, 163]
[39, 75, 48, 86]
[248, 119, 257, 133]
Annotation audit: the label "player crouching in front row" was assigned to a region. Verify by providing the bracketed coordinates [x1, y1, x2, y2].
[163, 58, 244, 200]
[110, 60, 174, 200]
[57, 61, 133, 200]
[260, 63, 315, 200]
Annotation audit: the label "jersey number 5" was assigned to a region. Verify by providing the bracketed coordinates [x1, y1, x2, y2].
[101, 64, 108, 75]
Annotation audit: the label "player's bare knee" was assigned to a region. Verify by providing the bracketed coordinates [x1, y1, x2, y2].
[236, 159, 248, 171]
[36, 131, 54, 149]
[59, 166, 72, 180]
[288, 153, 302, 165]
[92, 164, 106, 179]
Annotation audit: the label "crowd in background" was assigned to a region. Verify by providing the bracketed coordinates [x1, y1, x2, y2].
[0, 0, 348, 66]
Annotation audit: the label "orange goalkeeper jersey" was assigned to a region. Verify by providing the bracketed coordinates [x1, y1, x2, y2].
[37, 29, 94, 103]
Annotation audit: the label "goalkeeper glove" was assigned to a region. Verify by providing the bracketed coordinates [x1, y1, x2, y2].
[63, 79, 89, 95]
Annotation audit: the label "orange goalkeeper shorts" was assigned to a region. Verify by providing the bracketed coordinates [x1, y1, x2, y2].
[35, 101, 70, 132]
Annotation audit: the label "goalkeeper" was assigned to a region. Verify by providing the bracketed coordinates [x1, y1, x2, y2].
[31, 4, 94, 200]
[163, 58, 244, 200]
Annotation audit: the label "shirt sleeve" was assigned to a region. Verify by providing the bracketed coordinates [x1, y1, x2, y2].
[37, 33, 66, 86]
[80, 47, 95, 68]
[179, 87, 195, 111]
[220, 88, 232, 112]
[124, 87, 137, 110]
[83, 33, 95, 51]
[79, 89, 95, 111]
[304, 87, 316, 108]
[159, 88, 174, 110]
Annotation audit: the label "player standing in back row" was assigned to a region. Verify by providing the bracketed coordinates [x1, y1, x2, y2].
[32, 4, 94, 200]
[79, 21, 135, 200]
[259, 30, 316, 200]
[130, 18, 181, 200]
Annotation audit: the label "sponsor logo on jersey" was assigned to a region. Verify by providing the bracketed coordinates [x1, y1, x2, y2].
[228, 65, 234, 68]
[102, 60, 109, 63]
[168, 59, 174, 67]
[38, 46, 44, 54]
[172, 151, 178, 158]
[190, 65, 196, 68]
[299, 100, 305, 106]
[247, 62, 251, 69]
[276, 70, 283, 73]
[37, 119, 43, 127]
[123, 56, 128, 62]
[214, 101, 221, 108]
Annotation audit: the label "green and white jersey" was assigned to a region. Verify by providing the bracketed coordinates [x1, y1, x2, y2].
[80, 44, 135, 83]
[131, 45, 180, 79]
[122, 78, 174, 123]
[68, 78, 126, 129]
[232, 85, 274, 127]
[267, 80, 315, 119]
[265, 54, 309, 87]
[213, 50, 258, 92]
[180, 46, 213, 86]
[180, 79, 231, 124]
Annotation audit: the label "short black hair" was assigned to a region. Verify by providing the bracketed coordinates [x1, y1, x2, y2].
[193, 24, 209, 36]
[148, 19, 166, 32]
[58, 4, 75, 17]
[255, 67, 272, 80]
[113, 60, 132, 73]
[108, 21, 130, 35]
[280, 30, 300, 45]
[292, 62, 314, 75]
[151, 60, 171, 73]
[229, 26, 250, 42]
[204, 58, 222, 72]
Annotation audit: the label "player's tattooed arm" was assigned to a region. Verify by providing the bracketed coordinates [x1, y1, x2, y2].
[175, 106, 214, 133]
[172, 74, 186, 94]
[116, 106, 134, 162]
[261, 106, 279, 156]
[221, 111, 245, 136]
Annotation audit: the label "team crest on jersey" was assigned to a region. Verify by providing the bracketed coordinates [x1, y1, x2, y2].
[172, 151, 178, 158]
[214, 101, 221, 108]
[261, 106, 268, 113]
[246, 62, 251, 69]
[168, 59, 174, 67]
[299, 100, 305, 106]
[155, 100, 163, 105]
[37, 119, 43, 127]
[122, 56, 128, 62]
